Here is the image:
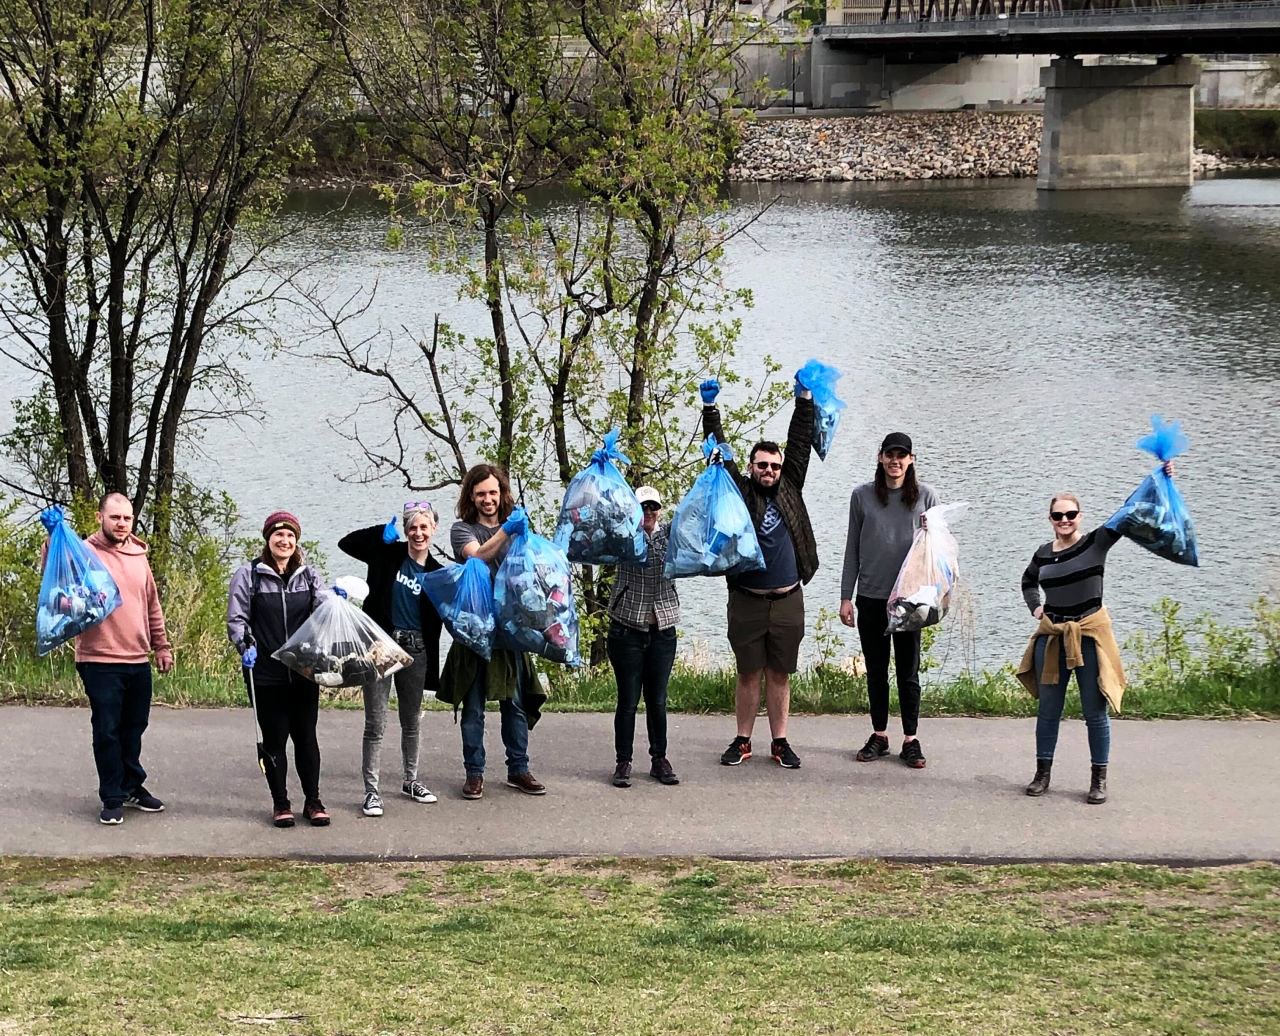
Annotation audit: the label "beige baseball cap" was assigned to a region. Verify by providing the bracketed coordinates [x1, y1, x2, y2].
[635, 485, 662, 507]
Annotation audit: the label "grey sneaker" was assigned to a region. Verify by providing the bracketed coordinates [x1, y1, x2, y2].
[402, 780, 437, 804]
[361, 792, 384, 817]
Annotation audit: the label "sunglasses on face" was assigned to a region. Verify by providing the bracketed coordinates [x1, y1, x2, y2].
[753, 461, 782, 472]
[1050, 510, 1080, 522]
[641, 502, 661, 512]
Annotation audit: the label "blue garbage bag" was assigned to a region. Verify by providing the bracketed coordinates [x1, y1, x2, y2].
[796, 358, 847, 461]
[664, 437, 766, 579]
[1105, 415, 1199, 567]
[421, 557, 496, 660]
[553, 428, 646, 566]
[495, 527, 581, 666]
[36, 506, 122, 656]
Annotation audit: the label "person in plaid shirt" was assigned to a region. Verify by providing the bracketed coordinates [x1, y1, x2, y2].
[606, 486, 681, 788]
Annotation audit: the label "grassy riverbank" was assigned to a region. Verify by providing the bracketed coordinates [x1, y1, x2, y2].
[3, 596, 1276, 718]
[0, 857, 1275, 1035]
[2, 652, 1276, 719]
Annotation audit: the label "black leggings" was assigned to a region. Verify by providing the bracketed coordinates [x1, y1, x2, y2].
[246, 675, 321, 809]
[856, 595, 922, 737]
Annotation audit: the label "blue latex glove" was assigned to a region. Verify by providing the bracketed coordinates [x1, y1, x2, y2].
[332, 585, 348, 599]
[39, 505, 65, 532]
[699, 379, 720, 405]
[501, 505, 528, 537]
[242, 645, 257, 669]
[381, 515, 399, 544]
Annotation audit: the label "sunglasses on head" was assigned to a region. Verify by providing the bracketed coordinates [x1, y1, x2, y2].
[641, 502, 661, 512]
[404, 501, 434, 513]
[753, 461, 782, 472]
[1050, 509, 1080, 522]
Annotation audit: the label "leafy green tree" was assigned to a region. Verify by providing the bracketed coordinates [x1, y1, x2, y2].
[0, 0, 339, 541]
[321, 0, 787, 659]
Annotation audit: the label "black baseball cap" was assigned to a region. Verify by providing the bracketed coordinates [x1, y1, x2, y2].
[880, 432, 913, 455]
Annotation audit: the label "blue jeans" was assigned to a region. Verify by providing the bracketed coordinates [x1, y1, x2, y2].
[76, 662, 153, 808]
[460, 663, 530, 778]
[1033, 635, 1111, 766]
[607, 621, 676, 763]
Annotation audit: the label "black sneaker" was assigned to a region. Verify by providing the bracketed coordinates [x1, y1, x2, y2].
[99, 806, 124, 825]
[124, 788, 165, 812]
[720, 736, 752, 766]
[612, 761, 632, 788]
[900, 739, 927, 769]
[771, 738, 801, 769]
[649, 757, 680, 785]
[855, 733, 890, 762]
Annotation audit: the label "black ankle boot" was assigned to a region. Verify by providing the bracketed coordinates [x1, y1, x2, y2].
[1025, 760, 1052, 797]
[1087, 764, 1108, 805]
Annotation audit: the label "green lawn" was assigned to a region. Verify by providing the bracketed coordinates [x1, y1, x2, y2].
[3, 654, 1278, 719]
[1, 858, 1276, 1035]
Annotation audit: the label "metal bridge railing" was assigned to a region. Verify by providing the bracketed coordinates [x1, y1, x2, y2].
[818, 0, 1280, 33]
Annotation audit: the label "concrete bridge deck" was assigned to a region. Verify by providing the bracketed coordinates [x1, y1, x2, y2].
[817, 1, 1280, 54]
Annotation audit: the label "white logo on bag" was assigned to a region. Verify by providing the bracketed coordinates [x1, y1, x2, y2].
[396, 569, 423, 596]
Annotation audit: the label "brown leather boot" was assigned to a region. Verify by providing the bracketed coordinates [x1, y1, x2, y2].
[1025, 760, 1052, 797]
[1087, 764, 1108, 805]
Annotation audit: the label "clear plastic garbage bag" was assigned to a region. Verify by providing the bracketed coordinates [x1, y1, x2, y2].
[664, 437, 766, 579]
[796, 358, 847, 461]
[272, 592, 411, 687]
[36, 506, 122, 656]
[886, 502, 968, 634]
[422, 556, 496, 660]
[553, 428, 646, 566]
[1105, 415, 1199, 567]
[495, 527, 582, 667]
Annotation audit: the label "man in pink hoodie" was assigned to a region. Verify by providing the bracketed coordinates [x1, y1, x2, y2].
[70, 492, 174, 825]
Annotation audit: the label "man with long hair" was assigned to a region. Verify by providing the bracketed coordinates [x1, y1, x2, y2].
[700, 375, 818, 771]
[839, 434, 940, 769]
[437, 463, 547, 800]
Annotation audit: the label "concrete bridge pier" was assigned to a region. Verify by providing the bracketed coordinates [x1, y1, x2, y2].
[1038, 56, 1198, 190]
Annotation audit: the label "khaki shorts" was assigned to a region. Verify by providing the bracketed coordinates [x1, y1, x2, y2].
[726, 586, 805, 675]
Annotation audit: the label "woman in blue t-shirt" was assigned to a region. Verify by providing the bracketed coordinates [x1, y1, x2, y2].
[339, 503, 444, 819]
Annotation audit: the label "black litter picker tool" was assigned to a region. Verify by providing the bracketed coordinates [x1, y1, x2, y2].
[243, 634, 279, 782]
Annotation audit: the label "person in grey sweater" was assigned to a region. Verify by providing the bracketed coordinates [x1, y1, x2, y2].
[839, 433, 940, 769]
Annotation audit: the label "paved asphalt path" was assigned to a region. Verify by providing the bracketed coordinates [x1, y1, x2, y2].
[2, 705, 1275, 863]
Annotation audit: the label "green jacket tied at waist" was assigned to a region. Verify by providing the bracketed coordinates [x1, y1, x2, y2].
[437, 643, 546, 728]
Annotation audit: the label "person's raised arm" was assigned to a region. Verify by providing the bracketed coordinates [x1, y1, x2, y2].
[338, 523, 393, 564]
[782, 384, 814, 489]
[699, 379, 746, 488]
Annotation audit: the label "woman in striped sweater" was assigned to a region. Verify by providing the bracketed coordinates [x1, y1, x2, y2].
[1018, 461, 1175, 805]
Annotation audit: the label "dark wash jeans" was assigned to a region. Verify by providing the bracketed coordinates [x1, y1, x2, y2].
[76, 662, 152, 808]
[855, 595, 922, 737]
[607, 620, 676, 763]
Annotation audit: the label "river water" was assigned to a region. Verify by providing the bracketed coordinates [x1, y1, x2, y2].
[19, 175, 1280, 671]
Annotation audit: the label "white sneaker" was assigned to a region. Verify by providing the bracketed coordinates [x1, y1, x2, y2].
[402, 780, 437, 804]
[361, 792, 384, 817]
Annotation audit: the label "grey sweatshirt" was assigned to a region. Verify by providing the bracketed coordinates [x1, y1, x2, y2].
[840, 481, 940, 601]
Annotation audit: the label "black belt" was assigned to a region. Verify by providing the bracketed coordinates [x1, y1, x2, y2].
[393, 628, 426, 651]
[734, 584, 801, 602]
